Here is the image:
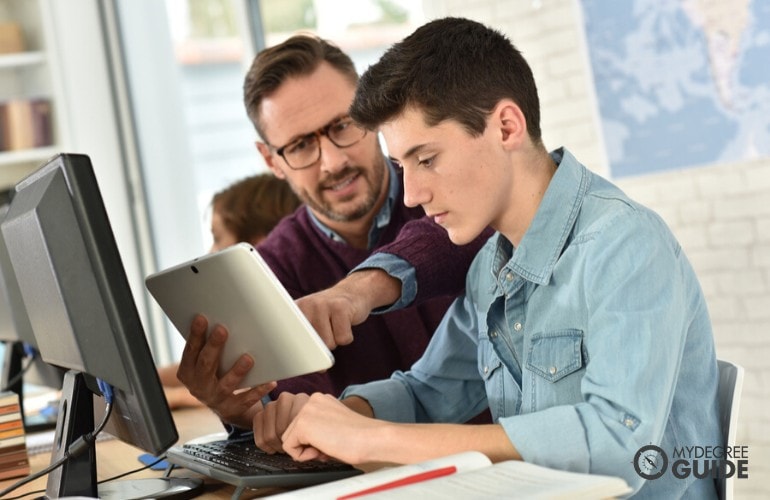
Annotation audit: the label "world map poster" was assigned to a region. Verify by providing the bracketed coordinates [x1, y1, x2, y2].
[580, 0, 770, 177]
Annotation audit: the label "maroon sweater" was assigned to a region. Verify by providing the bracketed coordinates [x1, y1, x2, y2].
[256, 175, 491, 398]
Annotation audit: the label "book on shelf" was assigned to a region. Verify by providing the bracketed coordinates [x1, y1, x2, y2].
[0, 411, 22, 424]
[0, 435, 25, 449]
[0, 98, 54, 152]
[0, 391, 30, 481]
[0, 391, 20, 406]
[266, 451, 631, 500]
[0, 426, 24, 439]
[0, 463, 31, 481]
[0, 417, 23, 432]
[0, 403, 21, 418]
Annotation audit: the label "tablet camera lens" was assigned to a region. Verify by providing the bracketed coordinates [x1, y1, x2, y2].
[191, 265, 199, 274]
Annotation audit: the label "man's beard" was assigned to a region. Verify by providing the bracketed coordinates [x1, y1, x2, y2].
[297, 156, 387, 223]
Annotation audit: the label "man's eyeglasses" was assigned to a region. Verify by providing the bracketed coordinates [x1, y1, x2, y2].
[273, 116, 368, 170]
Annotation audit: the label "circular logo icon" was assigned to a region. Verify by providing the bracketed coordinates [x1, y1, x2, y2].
[633, 444, 668, 480]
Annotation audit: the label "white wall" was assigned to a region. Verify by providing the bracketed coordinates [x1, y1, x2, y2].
[423, 0, 770, 496]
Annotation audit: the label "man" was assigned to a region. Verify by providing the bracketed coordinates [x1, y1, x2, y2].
[251, 18, 721, 498]
[177, 35, 491, 429]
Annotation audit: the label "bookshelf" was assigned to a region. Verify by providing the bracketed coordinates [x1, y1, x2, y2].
[0, 0, 63, 192]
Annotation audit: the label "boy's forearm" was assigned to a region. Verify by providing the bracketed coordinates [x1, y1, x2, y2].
[365, 422, 521, 465]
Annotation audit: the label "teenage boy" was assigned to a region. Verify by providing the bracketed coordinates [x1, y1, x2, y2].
[251, 18, 721, 498]
[177, 34, 491, 429]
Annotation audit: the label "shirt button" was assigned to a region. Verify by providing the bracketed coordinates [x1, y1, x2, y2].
[549, 366, 557, 375]
[513, 322, 522, 331]
[624, 418, 635, 428]
[484, 366, 489, 374]
[490, 330, 498, 338]
[505, 272, 513, 281]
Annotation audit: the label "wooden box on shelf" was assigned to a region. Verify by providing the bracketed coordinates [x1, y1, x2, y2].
[0, 22, 25, 54]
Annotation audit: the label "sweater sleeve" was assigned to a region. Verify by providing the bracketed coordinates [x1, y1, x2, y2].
[359, 217, 493, 307]
[269, 371, 336, 398]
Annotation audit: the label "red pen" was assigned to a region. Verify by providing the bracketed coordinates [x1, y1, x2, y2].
[337, 465, 458, 499]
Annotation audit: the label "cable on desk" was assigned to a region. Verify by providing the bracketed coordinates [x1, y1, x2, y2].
[0, 486, 45, 500]
[98, 453, 169, 484]
[0, 418, 166, 499]
[164, 462, 179, 478]
[0, 381, 114, 498]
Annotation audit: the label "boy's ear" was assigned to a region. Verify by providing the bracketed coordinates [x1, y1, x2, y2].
[256, 141, 286, 179]
[495, 100, 527, 149]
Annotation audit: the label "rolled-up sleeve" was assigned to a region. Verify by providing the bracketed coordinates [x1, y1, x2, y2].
[355, 218, 493, 310]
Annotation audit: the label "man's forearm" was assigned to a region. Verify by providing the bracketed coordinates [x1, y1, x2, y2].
[338, 268, 402, 311]
[368, 218, 493, 306]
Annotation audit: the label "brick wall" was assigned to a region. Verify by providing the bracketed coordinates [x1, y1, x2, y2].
[423, 0, 770, 495]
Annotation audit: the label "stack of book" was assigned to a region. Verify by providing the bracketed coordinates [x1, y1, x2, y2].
[0, 391, 30, 481]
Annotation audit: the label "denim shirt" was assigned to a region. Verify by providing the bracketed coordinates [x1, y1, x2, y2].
[343, 148, 720, 498]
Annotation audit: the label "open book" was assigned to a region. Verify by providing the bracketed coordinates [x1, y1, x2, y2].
[265, 451, 631, 499]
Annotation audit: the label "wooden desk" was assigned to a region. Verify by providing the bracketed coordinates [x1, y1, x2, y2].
[0, 406, 288, 499]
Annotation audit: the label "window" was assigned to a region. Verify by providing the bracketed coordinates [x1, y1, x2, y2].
[165, 0, 258, 248]
[260, 0, 425, 73]
[166, 0, 426, 251]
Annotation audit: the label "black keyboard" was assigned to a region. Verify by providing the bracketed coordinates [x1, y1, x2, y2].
[179, 435, 355, 476]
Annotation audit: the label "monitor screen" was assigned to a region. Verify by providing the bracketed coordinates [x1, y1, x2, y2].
[0, 154, 201, 498]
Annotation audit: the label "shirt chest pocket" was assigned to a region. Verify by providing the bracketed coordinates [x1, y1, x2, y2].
[524, 329, 585, 410]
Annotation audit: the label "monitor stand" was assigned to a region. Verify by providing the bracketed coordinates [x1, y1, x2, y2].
[44, 371, 203, 499]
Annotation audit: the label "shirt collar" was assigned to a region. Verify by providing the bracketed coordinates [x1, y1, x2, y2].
[490, 147, 590, 286]
[306, 159, 398, 248]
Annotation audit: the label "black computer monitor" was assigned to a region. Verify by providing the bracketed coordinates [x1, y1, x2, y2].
[0, 154, 201, 498]
[1, 202, 65, 432]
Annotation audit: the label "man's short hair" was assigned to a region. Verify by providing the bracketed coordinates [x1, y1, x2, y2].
[243, 35, 359, 140]
[351, 17, 542, 143]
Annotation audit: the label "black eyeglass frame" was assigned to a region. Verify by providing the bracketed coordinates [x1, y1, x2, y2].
[272, 115, 368, 170]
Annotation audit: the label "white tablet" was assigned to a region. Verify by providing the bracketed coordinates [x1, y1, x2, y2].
[145, 243, 334, 389]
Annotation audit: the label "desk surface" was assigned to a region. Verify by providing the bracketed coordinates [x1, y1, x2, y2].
[0, 406, 290, 499]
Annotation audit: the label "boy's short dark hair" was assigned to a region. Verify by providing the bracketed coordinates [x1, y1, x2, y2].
[351, 17, 542, 143]
[244, 35, 359, 140]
